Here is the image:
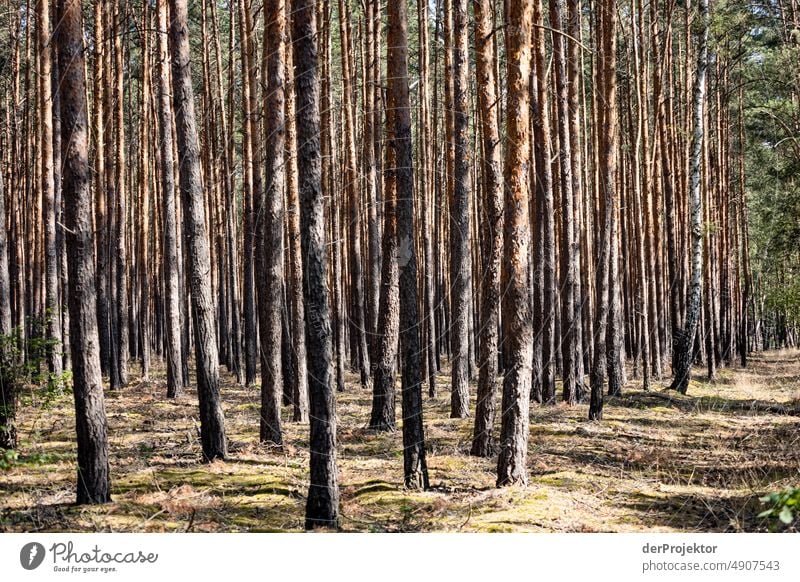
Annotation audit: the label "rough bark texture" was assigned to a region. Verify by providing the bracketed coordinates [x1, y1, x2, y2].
[449, 0, 471, 419]
[258, 0, 286, 445]
[156, 0, 184, 398]
[365, 0, 382, 371]
[550, 0, 580, 405]
[137, 4, 152, 380]
[169, 0, 228, 461]
[292, 0, 340, 529]
[589, 0, 618, 421]
[387, 0, 430, 489]
[93, 3, 111, 377]
[57, 0, 112, 504]
[606, 171, 624, 397]
[110, 3, 129, 390]
[470, 0, 503, 458]
[284, 30, 309, 423]
[417, 0, 437, 399]
[241, 0, 259, 388]
[532, 0, 557, 405]
[338, 0, 372, 392]
[369, 107, 400, 431]
[497, 0, 534, 487]
[671, 0, 709, 394]
[566, 0, 586, 400]
[40, 0, 62, 383]
[0, 152, 16, 450]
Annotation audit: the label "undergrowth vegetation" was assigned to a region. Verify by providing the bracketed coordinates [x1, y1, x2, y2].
[1, 350, 798, 532]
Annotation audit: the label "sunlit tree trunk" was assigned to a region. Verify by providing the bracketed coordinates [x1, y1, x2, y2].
[169, 0, 228, 461]
[292, 0, 340, 529]
[109, 2, 129, 390]
[449, 0, 472, 418]
[0, 156, 16, 450]
[284, 21, 309, 422]
[532, 0, 557, 405]
[156, 0, 184, 398]
[497, 0, 534, 486]
[589, 0, 618, 421]
[670, 0, 708, 394]
[40, 0, 62, 384]
[470, 0, 503, 457]
[258, 0, 287, 445]
[57, 0, 112, 503]
[387, 0, 430, 488]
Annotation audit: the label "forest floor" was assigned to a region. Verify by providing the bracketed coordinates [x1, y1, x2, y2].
[2, 349, 799, 532]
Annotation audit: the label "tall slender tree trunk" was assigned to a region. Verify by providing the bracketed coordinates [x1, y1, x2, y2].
[93, 2, 111, 377]
[53, 50, 69, 373]
[471, 0, 503, 458]
[168, 0, 228, 461]
[110, 3, 129, 390]
[532, 0, 557, 405]
[258, 0, 287, 445]
[292, 0, 340, 529]
[737, 86, 749, 367]
[497, 0, 534, 487]
[319, 0, 343, 395]
[589, 0, 618, 421]
[241, 0, 259, 388]
[284, 25, 309, 422]
[0, 155, 16, 450]
[369, 94, 400, 431]
[338, 0, 372, 392]
[387, 0, 430, 489]
[566, 0, 586, 400]
[364, 0, 382, 365]
[550, 0, 580, 405]
[40, 0, 62, 384]
[417, 0, 437, 398]
[138, 3, 152, 380]
[156, 0, 184, 398]
[670, 0, 708, 394]
[449, 0, 471, 418]
[56, 0, 112, 503]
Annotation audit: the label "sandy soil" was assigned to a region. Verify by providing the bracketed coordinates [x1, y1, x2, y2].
[2, 349, 798, 532]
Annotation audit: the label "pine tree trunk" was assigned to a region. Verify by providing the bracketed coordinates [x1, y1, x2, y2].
[93, 2, 111, 377]
[168, 0, 228, 461]
[364, 0, 382, 363]
[550, 0, 580, 405]
[56, 0, 112, 503]
[338, 0, 372, 392]
[387, 0, 430, 489]
[320, 0, 343, 395]
[284, 26, 309, 422]
[258, 0, 287, 445]
[497, 0, 534, 487]
[566, 0, 586, 400]
[292, 0, 340, 529]
[449, 0, 471, 418]
[470, 0, 503, 458]
[110, 3, 129, 390]
[40, 0, 62, 384]
[241, 0, 259, 388]
[589, 0, 618, 421]
[138, 3, 152, 380]
[0, 154, 16, 450]
[532, 0, 557, 405]
[369, 101, 400, 431]
[417, 0, 437, 398]
[156, 0, 184, 398]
